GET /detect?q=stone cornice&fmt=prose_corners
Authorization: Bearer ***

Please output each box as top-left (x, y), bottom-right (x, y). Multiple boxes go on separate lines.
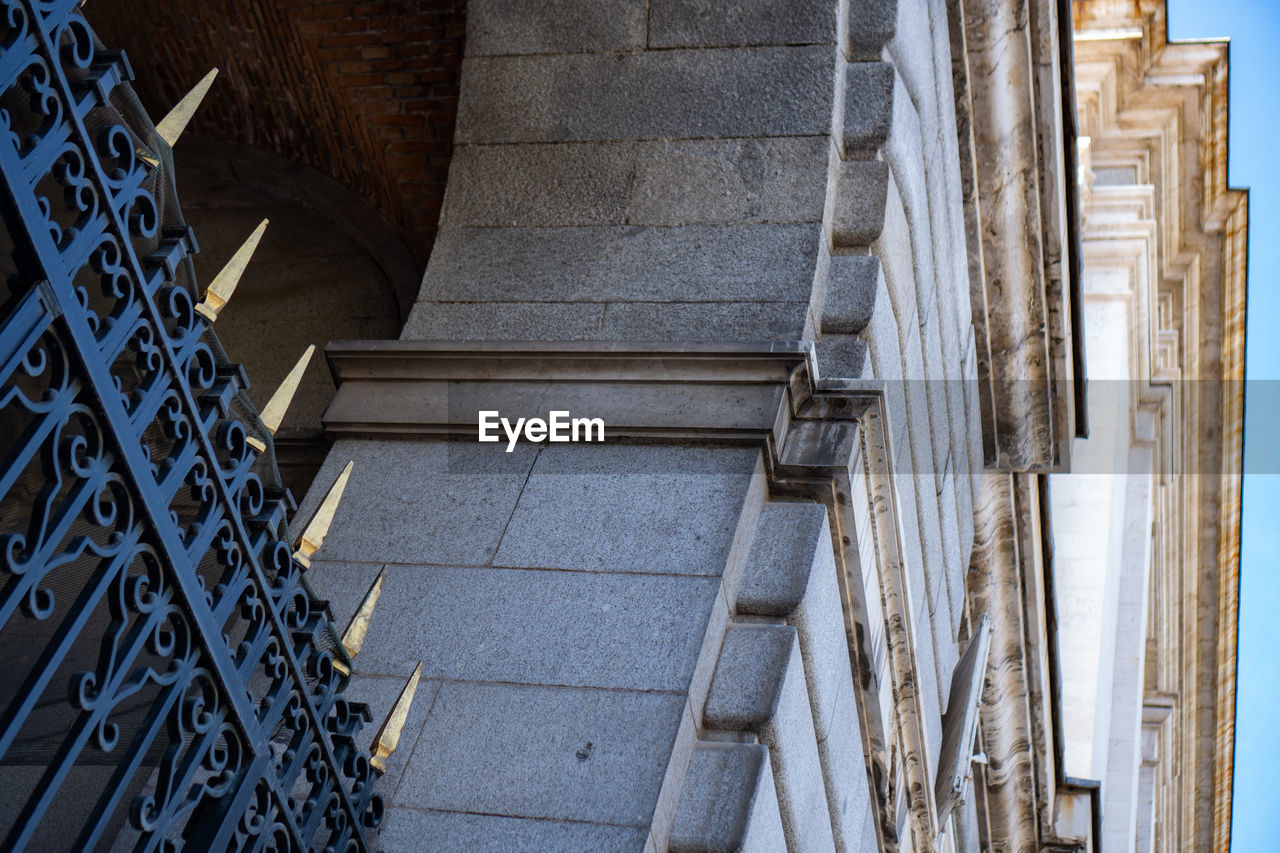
top-left (322, 339), bottom-right (812, 446)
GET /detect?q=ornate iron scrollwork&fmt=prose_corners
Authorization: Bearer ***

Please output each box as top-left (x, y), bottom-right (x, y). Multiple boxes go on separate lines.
top-left (0, 1), bottom-right (383, 848)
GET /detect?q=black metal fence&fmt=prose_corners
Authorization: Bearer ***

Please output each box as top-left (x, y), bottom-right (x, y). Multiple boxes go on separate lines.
top-left (0, 1), bottom-right (383, 848)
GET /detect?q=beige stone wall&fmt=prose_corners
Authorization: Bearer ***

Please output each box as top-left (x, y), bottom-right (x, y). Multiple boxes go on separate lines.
top-left (1059, 3), bottom-right (1247, 850)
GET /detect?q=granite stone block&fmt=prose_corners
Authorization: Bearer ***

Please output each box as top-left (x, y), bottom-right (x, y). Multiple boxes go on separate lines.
top-left (845, 0), bottom-right (899, 59)
top-left (378, 809), bottom-right (647, 852)
top-left (417, 224), bottom-right (823, 304)
top-left (669, 742), bottom-right (786, 853)
top-left (443, 142), bottom-right (636, 226)
top-left (818, 674), bottom-right (877, 853)
top-left (395, 682), bottom-right (684, 826)
top-left (822, 254), bottom-right (884, 334)
top-left (705, 624), bottom-right (837, 852)
top-left (401, 300), bottom-right (606, 341)
top-left (841, 61), bottom-right (896, 154)
top-left (456, 47), bottom-right (835, 143)
top-left (599, 301), bottom-right (810, 342)
top-left (734, 502), bottom-right (831, 616)
top-left (466, 0), bottom-right (647, 55)
top-left (309, 562), bottom-right (722, 691)
top-left (833, 160), bottom-right (891, 247)
top-left (628, 137), bottom-right (828, 226)
top-left (649, 0), bottom-right (838, 48)
top-left (815, 334), bottom-right (870, 379)
top-left (493, 444), bottom-right (761, 576)
top-left (705, 624), bottom-right (795, 728)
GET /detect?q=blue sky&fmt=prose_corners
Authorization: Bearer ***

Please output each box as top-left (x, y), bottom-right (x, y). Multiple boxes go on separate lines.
top-left (1165, 2), bottom-right (1277, 849)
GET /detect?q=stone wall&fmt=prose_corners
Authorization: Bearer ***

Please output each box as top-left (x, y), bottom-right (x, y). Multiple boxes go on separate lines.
top-left (295, 1), bottom-right (1076, 850)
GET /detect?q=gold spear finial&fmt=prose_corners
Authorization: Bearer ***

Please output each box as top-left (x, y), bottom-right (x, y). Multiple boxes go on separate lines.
top-left (195, 219), bottom-right (268, 323)
top-left (342, 565), bottom-right (388, 658)
top-left (370, 662), bottom-right (422, 773)
top-left (333, 565), bottom-right (388, 677)
top-left (156, 68), bottom-right (218, 147)
top-left (293, 460), bottom-right (353, 569)
top-left (246, 344), bottom-right (315, 452)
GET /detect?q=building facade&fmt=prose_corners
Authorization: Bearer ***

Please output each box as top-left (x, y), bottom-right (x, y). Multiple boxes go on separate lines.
top-left (0, 0), bottom-right (1244, 851)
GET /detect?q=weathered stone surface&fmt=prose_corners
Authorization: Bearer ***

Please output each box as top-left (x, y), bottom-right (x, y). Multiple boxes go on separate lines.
top-left (734, 502), bottom-right (831, 616)
top-left (296, 439), bottom-right (538, 567)
top-left (845, 0), bottom-right (899, 59)
top-left (401, 300), bottom-right (606, 341)
top-left (395, 682), bottom-right (683, 826)
top-left (456, 47), bottom-right (835, 143)
top-left (417, 224), bottom-right (823, 304)
top-left (599, 301), bottom-right (810, 342)
top-left (493, 444), bottom-right (762, 576)
top-left (705, 624), bottom-right (837, 852)
top-left (466, 0), bottom-right (647, 55)
top-left (443, 143), bottom-right (636, 227)
top-left (816, 334), bottom-right (871, 379)
top-left (841, 61), bottom-right (897, 154)
top-left (705, 624), bottom-right (794, 727)
top-left (310, 562), bottom-right (721, 691)
top-left (628, 137), bottom-right (829, 225)
top-left (735, 504), bottom-right (854, 746)
top-left (737, 494), bottom-right (885, 845)
top-left (648, 0), bottom-right (837, 48)
top-left (379, 809), bottom-right (647, 853)
top-left (833, 160), bottom-right (891, 247)
top-left (669, 742), bottom-right (787, 853)
top-left (822, 254), bottom-right (884, 334)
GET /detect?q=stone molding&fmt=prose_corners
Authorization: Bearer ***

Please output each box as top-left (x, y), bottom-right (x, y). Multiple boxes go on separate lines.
top-left (1072, 6), bottom-right (1248, 848)
top-left (321, 339), bottom-right (945, 851)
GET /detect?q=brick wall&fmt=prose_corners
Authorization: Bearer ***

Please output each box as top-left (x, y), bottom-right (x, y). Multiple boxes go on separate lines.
top-left (93, 0), bottom-right (466, 266)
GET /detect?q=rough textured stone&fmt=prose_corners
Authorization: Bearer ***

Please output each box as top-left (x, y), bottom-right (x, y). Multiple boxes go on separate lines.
top-left (822, 254), bottom-right (885, 334)
top-left (833, 160), bottom-right (891, 247)
top-left (735, 502), bottom-right (831, 616)
top-left (734, 502), bottom-right (893, 853)
top-left (648, 0), bottom-right (838, 48)
top-left (599, 301), bottom-right (810, 342)
top-left (705, 624), bottom-right (837, 852)
top-left (817, 674), bottom-right (878, 853)
top-left (669, 742), bottom-right (787, 853)
top-left (310, 562), bottom-right (722, 691)
top-left (456, 47), bottom-right (835, 143)
top-left (377, 809), bottom-right (648, 852)
top-left (845, 0), bottom-right (899, 59)
top-left (628, 137), bottom-right (829, 225)
top-left (297, 439), bottom-right (538, 567)
top-left (816, 334), bottom-right (871, 379)
top-left (467, 0), bottom-right (646, 55)
top-left (395, 682), bottom-right (684, 826)
top-left (842, 61), bottom-right (897, 154)
top-left (493, 444), bottom-right (761, 576)
top-left (443, 143), bottom-right (636, 227)
top-left (402, 300), bottom-right (606, 341)
top-left (417, 224), bottom-right (823, 304)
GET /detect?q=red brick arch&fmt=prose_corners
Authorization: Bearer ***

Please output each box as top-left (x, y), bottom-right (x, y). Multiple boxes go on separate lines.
top-left (92, 0), bottom-right (466, 268)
